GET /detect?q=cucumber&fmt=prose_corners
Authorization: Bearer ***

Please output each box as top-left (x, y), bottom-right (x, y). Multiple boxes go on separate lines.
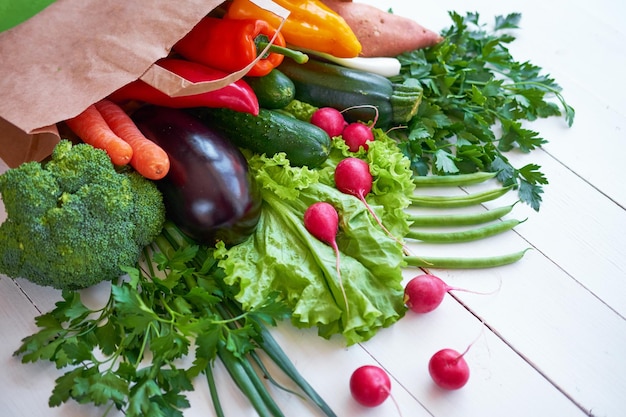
top-left (191, 107), bottom-right (331, 168)
top-left (278, 58), bottom-right (422, 129)
top-left (244, 69), bottom-right (296, 109)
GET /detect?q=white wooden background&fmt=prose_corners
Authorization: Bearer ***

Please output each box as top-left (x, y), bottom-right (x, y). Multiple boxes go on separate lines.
top-left (1, 0), bottom-right (625, 416)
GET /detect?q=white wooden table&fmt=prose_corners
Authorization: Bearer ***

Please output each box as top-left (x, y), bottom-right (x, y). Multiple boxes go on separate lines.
top-left (1, 0), bottom-right (625, 416)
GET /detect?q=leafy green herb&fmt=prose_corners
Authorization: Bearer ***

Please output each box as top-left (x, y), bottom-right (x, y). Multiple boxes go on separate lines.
top-left (14, 222), bottom-right (337, 417)
top-left (389, 12), bottom-right (575, 210)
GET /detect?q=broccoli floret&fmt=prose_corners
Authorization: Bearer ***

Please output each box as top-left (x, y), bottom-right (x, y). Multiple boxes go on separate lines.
top-left (0, 140), bottom-right (165, 290)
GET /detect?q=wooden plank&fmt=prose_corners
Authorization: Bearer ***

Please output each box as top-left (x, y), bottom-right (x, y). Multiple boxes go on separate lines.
top-left (507, 5), bottom-right (626, 207)
top-left (261, 323), bottom-right (435, 417)
top-left (0, 278), bottom-right (111, 416)
top-left (361, 287), bottom-right (589, 417)
top-left (399, 151), bottom-right (626, 416)
top-left (415, 247), bottom-right (626, 417)
top-left (505, 147), bottom-right (626, 317)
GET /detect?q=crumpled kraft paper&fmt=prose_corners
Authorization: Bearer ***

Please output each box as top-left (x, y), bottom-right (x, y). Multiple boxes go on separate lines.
top-left (0, 0), bottom-right (287, 167)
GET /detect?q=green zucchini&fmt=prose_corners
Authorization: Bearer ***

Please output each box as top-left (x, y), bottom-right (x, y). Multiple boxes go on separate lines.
top-left (278, 58), bottom-right (422, 128)
top-left (191, 107), bottom-right (331, 168)
top-left (244, 69), bottom-right (296, 109)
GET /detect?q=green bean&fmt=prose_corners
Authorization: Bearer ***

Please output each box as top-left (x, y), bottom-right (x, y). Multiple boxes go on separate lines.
top-left (413, 171), bottom-right (498, 187)
top-left (404, 248), bottom-right (531, 269)
top-left (407, 202), bottom-right (519, 227)
top-left (406, 218), bottom-right (525, 243)
top-left (409, 186), bottom-right (513, 208)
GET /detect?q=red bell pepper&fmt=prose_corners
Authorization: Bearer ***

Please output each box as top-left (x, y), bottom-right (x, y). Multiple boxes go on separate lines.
top-left (174, 16), bottom-right (306, 77)
top-left (107, 58), bottom-right (259, 115)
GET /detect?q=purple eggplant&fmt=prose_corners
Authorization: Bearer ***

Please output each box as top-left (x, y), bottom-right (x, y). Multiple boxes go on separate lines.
top-left (132, 105), bottom-right (261, 246)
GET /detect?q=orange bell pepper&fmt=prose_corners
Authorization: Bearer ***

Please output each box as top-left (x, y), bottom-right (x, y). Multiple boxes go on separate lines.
top-left (225, 0), bottom-right (362, 58)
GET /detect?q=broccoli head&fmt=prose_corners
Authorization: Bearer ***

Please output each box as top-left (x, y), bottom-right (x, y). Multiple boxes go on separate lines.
top-left (0, 140), bottom-right (165, 290)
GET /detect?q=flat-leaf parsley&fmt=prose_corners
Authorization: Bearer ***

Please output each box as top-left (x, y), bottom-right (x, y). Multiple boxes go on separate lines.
top-left (390, 12), bottom-right (575, 210)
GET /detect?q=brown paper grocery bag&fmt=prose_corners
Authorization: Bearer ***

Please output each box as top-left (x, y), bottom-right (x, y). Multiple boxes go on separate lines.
top-left (0, 120), bottom-right (59, 167)
top-left (0, 0), bottom-right (289, 167)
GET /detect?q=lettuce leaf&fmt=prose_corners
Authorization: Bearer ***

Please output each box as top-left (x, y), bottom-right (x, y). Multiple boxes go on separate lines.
top-left (216, 131), bottom-right (415, 345)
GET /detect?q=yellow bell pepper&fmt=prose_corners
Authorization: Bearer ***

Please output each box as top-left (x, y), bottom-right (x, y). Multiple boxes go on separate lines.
top-left (225, 0), bottom-right (362, 58)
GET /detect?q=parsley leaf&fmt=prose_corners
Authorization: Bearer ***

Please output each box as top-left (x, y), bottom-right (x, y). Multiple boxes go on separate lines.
top-left (390, 11), bottom-right (575, 210)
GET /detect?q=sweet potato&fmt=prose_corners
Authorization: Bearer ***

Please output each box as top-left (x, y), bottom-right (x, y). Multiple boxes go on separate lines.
top-left (322, 0), bottom-right (442, 57)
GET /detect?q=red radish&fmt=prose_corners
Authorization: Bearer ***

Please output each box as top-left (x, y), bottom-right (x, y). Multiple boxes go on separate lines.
top-left (310, 107), bottom-right (347, 137)
top-left (334, 157), bottom-right (408, 252)
top-left (349, 365), bottom-right (391, 407)
top-left (404, 274), bottom-right (449, 313)
top-left (334, 157), bottom-right (373, 198)
top-left (342, 121), bottom-right (375, 152)
top-left (303, 202), bottom-right (349, 315)
top-left (428, 348), bottom-right (471, 390)
top-left (404, 274), bottom-right (502, 314)
top-left (339, 104), bottom-right (378, 152)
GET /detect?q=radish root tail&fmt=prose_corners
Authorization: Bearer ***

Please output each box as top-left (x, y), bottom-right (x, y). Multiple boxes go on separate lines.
top-left (359, 194), bottom-right (413, 256)
top-left (332, 243), bottom-right (350, 319)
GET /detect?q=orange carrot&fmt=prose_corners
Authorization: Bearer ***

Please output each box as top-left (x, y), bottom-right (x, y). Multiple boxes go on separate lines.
top-left (94, 99), bottom-right (170, 180)
top-left (65, 105), bottom-right (133, 166)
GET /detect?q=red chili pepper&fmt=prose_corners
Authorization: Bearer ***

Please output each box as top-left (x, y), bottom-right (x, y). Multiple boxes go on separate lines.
top-left (107, 58), bottom-right (260, 115)
top-left (174, 17), bottom-right (302, 77)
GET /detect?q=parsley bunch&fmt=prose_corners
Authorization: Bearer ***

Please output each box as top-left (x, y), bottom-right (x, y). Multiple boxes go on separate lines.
top-left (14, 221), bottom-right (336, 417)
top-left (390, 12), bottom-right (575, 210)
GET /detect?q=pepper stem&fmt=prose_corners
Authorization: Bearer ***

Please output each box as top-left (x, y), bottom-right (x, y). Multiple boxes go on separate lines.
top-left (255, 35), bottom-right (309, 64)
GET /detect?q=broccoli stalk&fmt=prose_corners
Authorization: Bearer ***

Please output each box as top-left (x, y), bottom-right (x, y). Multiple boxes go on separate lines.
top-left (0, 140), bottom-right (165, 290)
